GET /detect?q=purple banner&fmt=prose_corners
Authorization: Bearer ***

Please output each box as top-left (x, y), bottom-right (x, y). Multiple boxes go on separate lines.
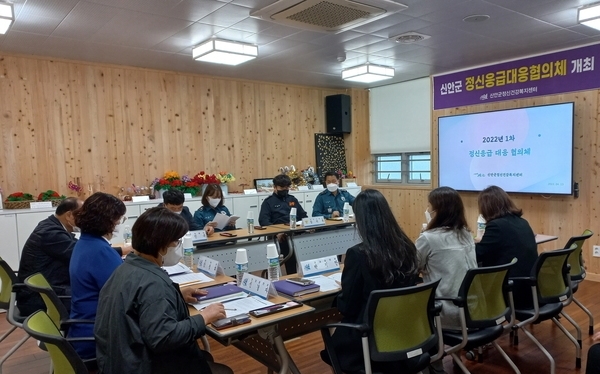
top-left (433, 43), bottom-right (600, 110)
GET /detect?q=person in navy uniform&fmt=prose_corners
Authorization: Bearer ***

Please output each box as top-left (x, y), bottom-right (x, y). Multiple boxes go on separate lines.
top-left (193, 184), bottom-right (236, 236)
top-left (312, 171), bottom-right (355, 218)
top-left (259, 174), bottom-right (308, 274)
top-left (158, 188), bottom-right (201, 231)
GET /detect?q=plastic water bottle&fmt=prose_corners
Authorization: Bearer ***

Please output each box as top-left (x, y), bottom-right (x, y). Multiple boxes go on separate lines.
top-left (183, 232), bottom-right (194, 268)
top-left (342, 202), bottom-right (350, 222)
top-left (235, 248), bottom-right (249, 286)
top-left (477, 215), bottom-right (486, 239)
top-left (266, 244), bottom-right (280, 282)
top-left (247, 211), bottom-right (255, 234)
top-left (122, 225), bottom-right (132, 244)
top-left (289, 207), bottom-right (297, 229)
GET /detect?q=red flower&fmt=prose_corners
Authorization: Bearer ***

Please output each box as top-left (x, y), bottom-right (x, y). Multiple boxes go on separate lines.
top-left (171, 180), bottom-right (182, 187)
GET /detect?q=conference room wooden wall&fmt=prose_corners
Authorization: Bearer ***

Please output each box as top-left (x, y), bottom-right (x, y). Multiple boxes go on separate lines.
top-left (0, 53), bottom-right (368, 198)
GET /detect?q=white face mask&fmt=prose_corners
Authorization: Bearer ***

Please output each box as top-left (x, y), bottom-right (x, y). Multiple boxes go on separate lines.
top-left (208, 197), bottom-right (221, 208)
top-left (174, 210), bottom-right (182, 215)
top-left (161, 244), bottom-right (182, 267)
top-left (425, 210), bottom-right (432, 224)
top-left (327, 183), bottom-right (339, 193)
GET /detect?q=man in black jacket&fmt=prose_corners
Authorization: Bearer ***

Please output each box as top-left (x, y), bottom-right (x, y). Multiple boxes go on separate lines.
top-left (159, 188), bottom-right (202, 231)
top-left (17, 197), bottom-right (82, 316)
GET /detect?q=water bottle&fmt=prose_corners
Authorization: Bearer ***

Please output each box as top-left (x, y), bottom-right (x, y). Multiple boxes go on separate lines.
top-left (342, 202), bottom-right (350, 222)
top-left (289, 207), bottom-right (297, 229)
top-left (122, 225), bottom-right (132, 244)
top-left (183, 232), bottom-right (194, 268)
top-left (477, 215), bottom-right (486, 239)
top-left (235, 248), bottom-right (249, 286)
top-left (266, 244), bottom-right (280, 282)
top-left (247, 211), bottom-right (255, 234)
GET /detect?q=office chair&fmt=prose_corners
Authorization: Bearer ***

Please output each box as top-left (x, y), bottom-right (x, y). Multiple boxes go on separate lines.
top-left (564, 229), bottom-right (594, 335)
top-left (321, 280), bottom-right (444, 374)
top-left (0, 257), bottom-right (30, 374)
top-left (440, 260), bottom-right (520, 374)
top-left (510, 246), bottom-right (580, 374)
top-left (23, 310), bottom-right (93, 374)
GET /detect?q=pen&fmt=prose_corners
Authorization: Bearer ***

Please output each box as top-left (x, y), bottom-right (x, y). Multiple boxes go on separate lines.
top-left (224, 308), bottom-right (237, 311)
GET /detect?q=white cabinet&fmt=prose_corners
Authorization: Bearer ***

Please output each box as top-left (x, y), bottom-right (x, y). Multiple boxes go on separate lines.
top-left (17, 211), bottom-right (54, 260)
top-left (0, 213), bottom-right (19, 270)
top-left (303, 191), bottom-right (320, 216)
top-left (232, 196), bottom-right (260, 220)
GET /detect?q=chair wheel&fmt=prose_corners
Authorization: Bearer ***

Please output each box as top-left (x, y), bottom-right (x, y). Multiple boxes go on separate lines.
top-left (465, 351), bottom-right (476, 361)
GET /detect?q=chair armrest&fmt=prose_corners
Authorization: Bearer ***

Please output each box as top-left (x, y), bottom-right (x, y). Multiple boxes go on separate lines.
top-left (431, 301), bottom-right (443, 315)
top-left (66, 337), bottom-right (95, 343)
top-left (509, 276), bottom-right (535, 287)
top-left (11, 283), bottom-right (28, 291)
top-left (436, 296), bottom-right (464, 307)
top-left (322, 322), bottom-right (369, 335)
top-left (61, 319), bottom-right (95, 326)
top-left (57, 295), bottom-right (71, 300)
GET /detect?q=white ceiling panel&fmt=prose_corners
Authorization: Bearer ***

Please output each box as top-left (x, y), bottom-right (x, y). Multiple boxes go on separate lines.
top-left (1, 0), bottom-right (600, 88)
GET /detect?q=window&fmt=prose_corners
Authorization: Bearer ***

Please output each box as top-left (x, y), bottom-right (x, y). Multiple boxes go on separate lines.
top-left (374, 153), bottom-right (431, 184)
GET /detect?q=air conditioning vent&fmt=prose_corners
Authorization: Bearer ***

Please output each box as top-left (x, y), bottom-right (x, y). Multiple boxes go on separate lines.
top-left (251, 0), bottom-right (408, 33)
top-left (391, 31), bottom-right (431, 44)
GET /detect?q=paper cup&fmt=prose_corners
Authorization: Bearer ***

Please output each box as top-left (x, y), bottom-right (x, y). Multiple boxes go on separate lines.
top-left (290, 207), bottom-right (297, 216)
top-left (266, 244), bottom-right (278, 259)
top-left (247, 211), bottom-right (254, 219)
top-left (183, 232), bottom-right (193, 249)
top-left (235, 248), bottom-right (248, 264)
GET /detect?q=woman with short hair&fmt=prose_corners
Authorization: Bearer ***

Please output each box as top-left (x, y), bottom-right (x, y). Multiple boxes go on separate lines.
top-left (95, 207), bottom-right (232, 374)
top-left (68, 192), bottom-right (126, 359)
top-left (193, 184), bottom-right (236, 236)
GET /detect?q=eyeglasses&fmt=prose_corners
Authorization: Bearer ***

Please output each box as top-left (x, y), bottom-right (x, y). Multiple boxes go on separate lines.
top-left (176, 238), bottom-right (183, 247)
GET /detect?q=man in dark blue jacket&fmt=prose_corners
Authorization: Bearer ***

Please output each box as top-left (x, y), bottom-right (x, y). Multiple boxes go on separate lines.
top-left (17, 197), bottom-right (82, 316)
top-left (158, 188), bottom-right (202, 231)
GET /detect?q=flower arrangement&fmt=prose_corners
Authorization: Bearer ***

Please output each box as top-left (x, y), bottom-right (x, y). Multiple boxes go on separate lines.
top-left (337, 169), bottom-right (355, 179)
top-left (216, 171), bottom-right (236, 184)
top-left (152, 171), bottom-right (201, 196)
top-left (7, 192), bottom-right (34, 201)
top-left (38, 190), bottom-right (66, 201)
top-left (192, 171), bottom-right (219, 185)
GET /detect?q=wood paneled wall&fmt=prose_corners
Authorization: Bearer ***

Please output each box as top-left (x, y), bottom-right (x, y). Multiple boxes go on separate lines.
top-left (0, 54), bottom-right (367, 196)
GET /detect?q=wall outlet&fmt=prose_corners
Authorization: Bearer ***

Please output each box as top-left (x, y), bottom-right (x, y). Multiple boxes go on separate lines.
top-left (594, 246), bottom-right (600, 258)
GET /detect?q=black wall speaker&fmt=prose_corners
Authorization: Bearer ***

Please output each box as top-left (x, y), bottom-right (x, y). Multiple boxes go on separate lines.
top-left (326, 94), bottom-right (351, 134)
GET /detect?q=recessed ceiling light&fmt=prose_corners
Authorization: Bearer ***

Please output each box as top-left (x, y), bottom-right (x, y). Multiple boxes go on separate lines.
top-left (463, 14), bottom-right (490, 23)
top-left (390, 31), bottom-right (431, 44)
top-left (341, 63), bottom-right (394, 83)
top-left (192, 39), bottom-right (258, 66)
top-left (578, 3), bottom-right (600, 31)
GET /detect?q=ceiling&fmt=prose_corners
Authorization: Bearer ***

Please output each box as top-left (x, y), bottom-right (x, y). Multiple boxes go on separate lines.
top-left (1, 0), bottom-right (600, 89)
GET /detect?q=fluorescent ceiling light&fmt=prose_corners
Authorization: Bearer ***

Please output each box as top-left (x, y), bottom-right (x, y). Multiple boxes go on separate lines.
top-left (192, 39), bottom-right (258, 66)
top-left (578, 3), bottom-right (600, 31)
top-left (0, 2), bottom-right (13, 35)
top-left (342, 63), bottom-right (394, 83)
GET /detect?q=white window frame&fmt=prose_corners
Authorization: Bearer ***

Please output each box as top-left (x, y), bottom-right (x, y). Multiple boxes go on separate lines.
top-left (374, 152), bottom-right (431, 184)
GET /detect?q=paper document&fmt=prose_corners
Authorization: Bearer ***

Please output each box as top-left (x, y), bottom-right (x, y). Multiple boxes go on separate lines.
top-left (306, 275), bottom-right (341, 292)
top-left (163, 263), bottom-right (192, 276)
top-left (210, 213), bottom-right (240, 230)
top-left (327, 272), bottom-right (342, 283)
top-left (170, 272), bottom-right (213, 285)
top-left (221, 296), bottom-right (273, 318)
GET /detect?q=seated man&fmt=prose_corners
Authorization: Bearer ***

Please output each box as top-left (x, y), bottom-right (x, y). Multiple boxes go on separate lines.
top-left (312, 171), bottom-right (355, 218)
top-left (158, 188), bottom-right (202, 231)
top-left (17, 197), bottom-right (83, 316)
top-left (259, 174), bottom-right (308, 274)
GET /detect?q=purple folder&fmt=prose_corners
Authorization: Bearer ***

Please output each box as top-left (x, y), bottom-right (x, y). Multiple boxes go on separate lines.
top-left (195, 284), bottom-right (246, 304)
top-left (273, 280), bottom-right (320, 297)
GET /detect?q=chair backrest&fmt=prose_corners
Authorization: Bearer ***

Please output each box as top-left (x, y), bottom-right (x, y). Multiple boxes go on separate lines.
top-left (24, 273), bottom-right (69, 327)
top-left (532, 246), bottom-right (575, 304)
top-left (365, 279), bottom-right (440, 362)
top-left (458, 260), bottom-right (516, 329)
top-left (564, 229), bottom-right (593, 281)
top-left (0, 257), bottom-right (18, 309)
top-left (23, 310), bottom-right (89, 374)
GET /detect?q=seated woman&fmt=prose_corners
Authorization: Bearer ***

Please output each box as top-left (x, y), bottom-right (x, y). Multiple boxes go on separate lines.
top-left (417, 187), bottom-right (477, 331)
top-left (68, 192), bottom-right (126, 359)
top-left (193, 184), bottom-right (236, 236)
top-left (321, 189), bottom-right (419, 373)
top-left (95, 207), bottom-right (233, 374)
top-left (475, 185), bottom-right (537, 307)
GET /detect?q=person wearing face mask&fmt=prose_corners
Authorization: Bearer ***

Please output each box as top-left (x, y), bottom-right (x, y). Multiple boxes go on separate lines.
top-left (158, 188), bottom-right (201, 231)
top-left (259, 174), bottom-right (308, 274)
top-left (95, 207), bottom-right (233, 374)
top-left (68, 192), bottom-right (127, 360)
top-left (312, 171), bottom-right (355, 218)
top-left (16, 197), bottom-right (83, 316)
top-left (193, 184), bottom-right (236, 236)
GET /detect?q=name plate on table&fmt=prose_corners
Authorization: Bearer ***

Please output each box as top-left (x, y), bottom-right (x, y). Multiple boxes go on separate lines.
top-left (244, 189), bottom-right (258, 195)
top-left (298, 185), bottom-right (310, 191)
top-left (312, 185), bottom-right (324, 191)
top-left (302, 217), bottom-right (326, 227)
top-left (30, 201), bottom-right (52, 209)
top-left (184, 193), bottom-right (193, 199)
top-left (197, 255), bottom-right (223, 276)
top-left (300, 256), bottom-right (340, 277)
top-left (131, 195), bottom-right (150, 202)
top-left (190, 230), bottom-right (208, 243)
top-left (239, 273), bottom-right (277, 299)
top-left (346, 182), bottom-right (357, 187)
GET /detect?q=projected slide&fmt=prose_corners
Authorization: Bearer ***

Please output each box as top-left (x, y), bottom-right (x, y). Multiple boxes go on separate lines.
top-left (438, 103), bottom-right (573, 194)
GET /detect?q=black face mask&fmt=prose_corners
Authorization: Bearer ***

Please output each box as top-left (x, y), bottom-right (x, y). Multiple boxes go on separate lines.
top-left (276, 190), bottom-right (288, 198)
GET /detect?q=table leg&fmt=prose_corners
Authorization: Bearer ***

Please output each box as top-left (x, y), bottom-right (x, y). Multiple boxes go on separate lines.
top-left (258, 325), bottom-right (301, 374)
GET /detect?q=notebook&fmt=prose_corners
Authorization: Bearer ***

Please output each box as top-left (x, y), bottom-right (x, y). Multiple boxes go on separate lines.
top-left (273, 280), bottom-right (320, 297)
top-left (195, 284), bottom-right (247, 305)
